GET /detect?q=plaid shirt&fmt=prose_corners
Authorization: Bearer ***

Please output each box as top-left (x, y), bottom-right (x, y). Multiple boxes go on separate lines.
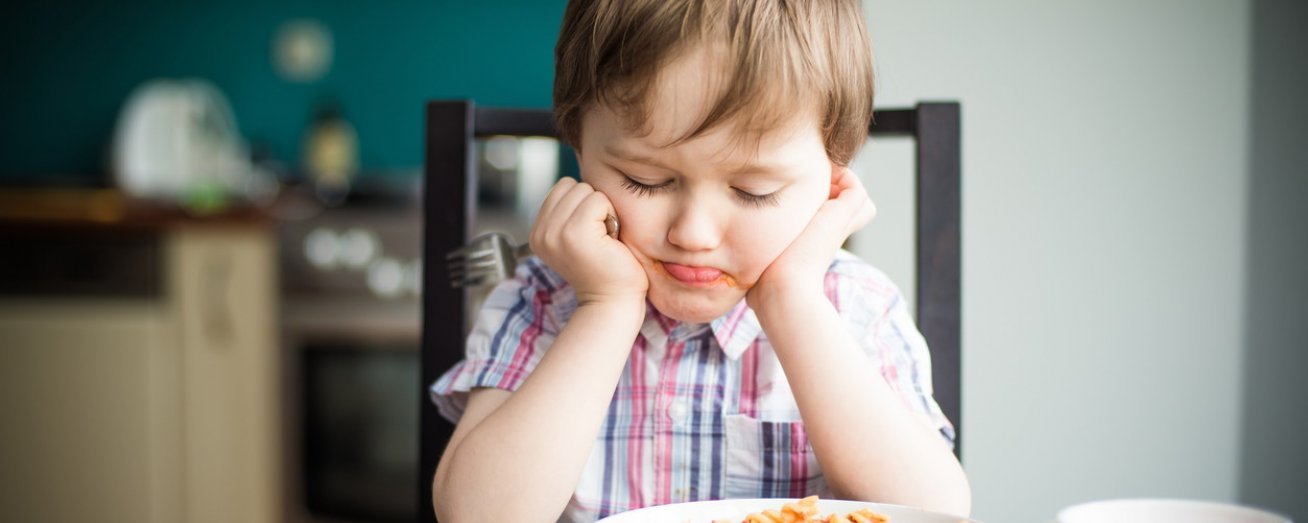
top-left (431, 250), bottom-right (954, 522)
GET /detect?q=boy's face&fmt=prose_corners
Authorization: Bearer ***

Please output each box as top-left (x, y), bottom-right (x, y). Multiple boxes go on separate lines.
top-left (577, 48), bottom-right (833, 323)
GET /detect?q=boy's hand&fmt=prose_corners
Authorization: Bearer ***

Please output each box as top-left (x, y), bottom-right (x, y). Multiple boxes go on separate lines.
top-left (747, 164), bottom-right (876, 310)
top-left (531, 178), bottom-right (648, 308)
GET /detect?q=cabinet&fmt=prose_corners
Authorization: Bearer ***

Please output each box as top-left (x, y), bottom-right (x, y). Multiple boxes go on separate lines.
top-left (0, 217), bottom-right (280, 523)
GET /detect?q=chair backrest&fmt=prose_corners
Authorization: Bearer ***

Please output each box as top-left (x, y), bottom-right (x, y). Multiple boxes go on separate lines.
top-left (419, 100), bottom-right (960, 522)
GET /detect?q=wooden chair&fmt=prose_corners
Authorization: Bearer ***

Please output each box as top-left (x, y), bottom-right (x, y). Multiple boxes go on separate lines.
top-left (418, 100), bottom-right (961, 522)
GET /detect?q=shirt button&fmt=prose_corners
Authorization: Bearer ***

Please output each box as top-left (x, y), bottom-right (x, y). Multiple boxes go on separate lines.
top-left (668, 399), bottom-right (689, 422)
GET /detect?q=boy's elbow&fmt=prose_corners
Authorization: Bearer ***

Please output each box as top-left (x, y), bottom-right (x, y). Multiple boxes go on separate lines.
top-left (432, 469), bottom-right (449, 521)
top-left (831, 474), bottom-right (972, 518)
top-left (913, 472), bottom-right (972, 518)
top-left (433, 493), bottom-right (565, 523)
top-left (945, 465), bottom-right (973, 516)
top-left (432, 480), bottom-right (473, 523)
top-left (923, 473), bottom-right (973, 518)
top-left (432, 470), bottom-right (565, 523)
top-left (432, 458), bottom-right (461, 521)
top-left (940, 487), bottom-right (972, 518)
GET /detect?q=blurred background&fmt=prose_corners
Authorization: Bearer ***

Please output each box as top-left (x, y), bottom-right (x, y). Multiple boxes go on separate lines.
top-left (0, 1), bottom-right (1303, 523)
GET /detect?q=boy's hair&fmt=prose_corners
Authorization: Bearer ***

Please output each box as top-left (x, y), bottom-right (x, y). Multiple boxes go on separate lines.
top-left (553, 0), bottom-right (875, 165)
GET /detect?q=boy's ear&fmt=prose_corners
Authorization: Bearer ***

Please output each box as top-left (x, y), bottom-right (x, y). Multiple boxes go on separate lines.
top-left (828, 162), bottom-right (841, 199)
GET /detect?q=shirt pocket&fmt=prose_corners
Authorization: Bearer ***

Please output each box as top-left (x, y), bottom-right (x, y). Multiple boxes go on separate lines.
top-left (723, 413), bottom-right (828, 499)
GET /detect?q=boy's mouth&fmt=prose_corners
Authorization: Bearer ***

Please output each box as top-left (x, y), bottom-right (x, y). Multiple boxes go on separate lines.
top-left (658, 261), bottom-right (738, 288)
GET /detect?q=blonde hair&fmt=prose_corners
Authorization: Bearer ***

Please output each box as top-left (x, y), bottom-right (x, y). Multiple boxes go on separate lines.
top-left (553, 0), bottom-right (875, 165)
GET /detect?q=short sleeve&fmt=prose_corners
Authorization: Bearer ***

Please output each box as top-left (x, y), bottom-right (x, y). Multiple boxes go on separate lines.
top-left (429, 258), bottom-right (563, 423)
top-left (827, 251), bottom-right (956, 446)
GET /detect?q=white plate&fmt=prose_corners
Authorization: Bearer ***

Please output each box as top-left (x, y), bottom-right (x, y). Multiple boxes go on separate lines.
top-left (597, 498), bottom-right (979, 523)
top-left (1057, 498), bottom-right (1290, 523)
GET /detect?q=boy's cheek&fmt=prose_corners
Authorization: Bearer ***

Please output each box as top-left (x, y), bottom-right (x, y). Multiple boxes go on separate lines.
top-left (606, 197), bottom-right (669, 257)
top-left (735, 213), bottom-right (808, 269)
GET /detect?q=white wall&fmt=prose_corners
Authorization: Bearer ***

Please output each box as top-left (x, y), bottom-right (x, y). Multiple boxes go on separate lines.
top-left (850, 2), bottom-right (1254, 522)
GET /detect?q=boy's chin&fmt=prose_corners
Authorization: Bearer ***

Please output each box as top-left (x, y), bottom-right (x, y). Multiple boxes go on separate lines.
top-left (648, 285), bottom-right (744, 324)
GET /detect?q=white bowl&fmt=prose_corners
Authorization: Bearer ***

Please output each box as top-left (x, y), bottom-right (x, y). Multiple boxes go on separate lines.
top-left (597, 498), bottom-right (979, 523)
top-left (1057, 498), bottom-right (1290, 523)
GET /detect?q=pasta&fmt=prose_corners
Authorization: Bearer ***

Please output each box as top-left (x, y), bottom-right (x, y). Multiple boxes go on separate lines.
top-left (712, 496), bottom-right (889, 523)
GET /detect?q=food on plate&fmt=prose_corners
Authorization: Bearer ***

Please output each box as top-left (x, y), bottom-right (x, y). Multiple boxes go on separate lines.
top-left (711, 496), bottom-right (889, 523)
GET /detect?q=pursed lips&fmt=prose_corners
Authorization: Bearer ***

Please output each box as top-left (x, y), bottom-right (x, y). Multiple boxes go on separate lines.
top-left (663, 262), bottom-right (722, 282)
top-left (657, 261), bottom-right (742, 288)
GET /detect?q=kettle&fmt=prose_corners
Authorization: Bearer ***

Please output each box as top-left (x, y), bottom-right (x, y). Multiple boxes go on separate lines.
top-left (111, 78), bottom-right (274, 205)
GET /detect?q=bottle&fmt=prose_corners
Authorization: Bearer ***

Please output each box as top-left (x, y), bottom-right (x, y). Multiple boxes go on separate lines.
top-left (302, 100), bottom-right (358, 205)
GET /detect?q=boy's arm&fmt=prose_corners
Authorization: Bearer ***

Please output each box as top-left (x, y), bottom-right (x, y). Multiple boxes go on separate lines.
top-left (748, 166), bottom-right (970, 515)
top-left (435, 178), bottom-right (648, 521)
top-left (433, 299), bottom-right (643, 522)
top-left (751, 290), bottom-right (971, 516)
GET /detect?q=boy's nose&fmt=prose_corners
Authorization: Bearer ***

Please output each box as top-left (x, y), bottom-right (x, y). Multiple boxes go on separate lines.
top-left (666, 202), bottom-right (723, 252)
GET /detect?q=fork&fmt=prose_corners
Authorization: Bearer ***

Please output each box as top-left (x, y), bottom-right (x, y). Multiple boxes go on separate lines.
top-left (445, 232), bottom-right (530, 288)
top-left (446, 214), bottom-right (619, 288)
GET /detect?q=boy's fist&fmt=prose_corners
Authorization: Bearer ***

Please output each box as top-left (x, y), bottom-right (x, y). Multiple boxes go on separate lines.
top-left (530, 178), bottom-right (648, 307)
top-left (748, 164), bottom-right (876, 308)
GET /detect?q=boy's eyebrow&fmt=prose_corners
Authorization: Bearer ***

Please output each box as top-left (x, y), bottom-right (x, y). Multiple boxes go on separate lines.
top-left (603, 145), bottom-right (674, 170)
top-left (603, 144), bottom-right (793, 177)
top-left (724, 161), bottom-right (791, 177)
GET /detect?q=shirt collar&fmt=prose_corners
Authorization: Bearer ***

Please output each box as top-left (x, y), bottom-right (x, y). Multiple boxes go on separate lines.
top-left (638, 299), bottom-right (761, 361)
top-left (710, 299), bottom-right (761, 360)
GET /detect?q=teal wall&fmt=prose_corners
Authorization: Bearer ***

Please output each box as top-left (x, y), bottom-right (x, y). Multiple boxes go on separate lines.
top-left (0, 0), bottom-right (567, 184)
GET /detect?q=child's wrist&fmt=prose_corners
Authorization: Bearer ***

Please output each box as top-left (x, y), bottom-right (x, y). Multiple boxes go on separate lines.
top-left (747, 282), bottom-right (827, 317)
top-left (574, 294), bottom-right (646, 321)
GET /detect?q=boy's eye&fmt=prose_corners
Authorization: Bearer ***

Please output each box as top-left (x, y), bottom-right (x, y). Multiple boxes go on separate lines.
top-left (619, 175), bottom-right (673, 197)
top-left (617, 171), bottom-right (781, 208)
top-left (733, 188), bottom-right (780, 208)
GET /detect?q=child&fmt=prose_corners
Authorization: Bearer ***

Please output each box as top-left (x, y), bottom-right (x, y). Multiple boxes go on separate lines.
top-left (431, 0), bottom-right (971, 520)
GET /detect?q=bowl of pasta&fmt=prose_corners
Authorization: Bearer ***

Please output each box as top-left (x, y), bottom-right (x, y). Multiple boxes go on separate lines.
top-left (596, 496), bottom-right (979, 523)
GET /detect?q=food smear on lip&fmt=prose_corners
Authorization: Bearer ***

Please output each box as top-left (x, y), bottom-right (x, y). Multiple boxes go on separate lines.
top-left (658, 261), bottom-right (743, 288)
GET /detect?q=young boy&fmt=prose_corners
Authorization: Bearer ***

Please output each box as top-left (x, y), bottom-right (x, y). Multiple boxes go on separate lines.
top-left (431, 0), bottom-right (971, 520)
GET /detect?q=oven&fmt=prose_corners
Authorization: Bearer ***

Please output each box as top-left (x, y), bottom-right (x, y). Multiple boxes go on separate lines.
top-left (278, 136), bottom-right (559, 522)
top-left (279, 185), bottom-right (423, 523)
